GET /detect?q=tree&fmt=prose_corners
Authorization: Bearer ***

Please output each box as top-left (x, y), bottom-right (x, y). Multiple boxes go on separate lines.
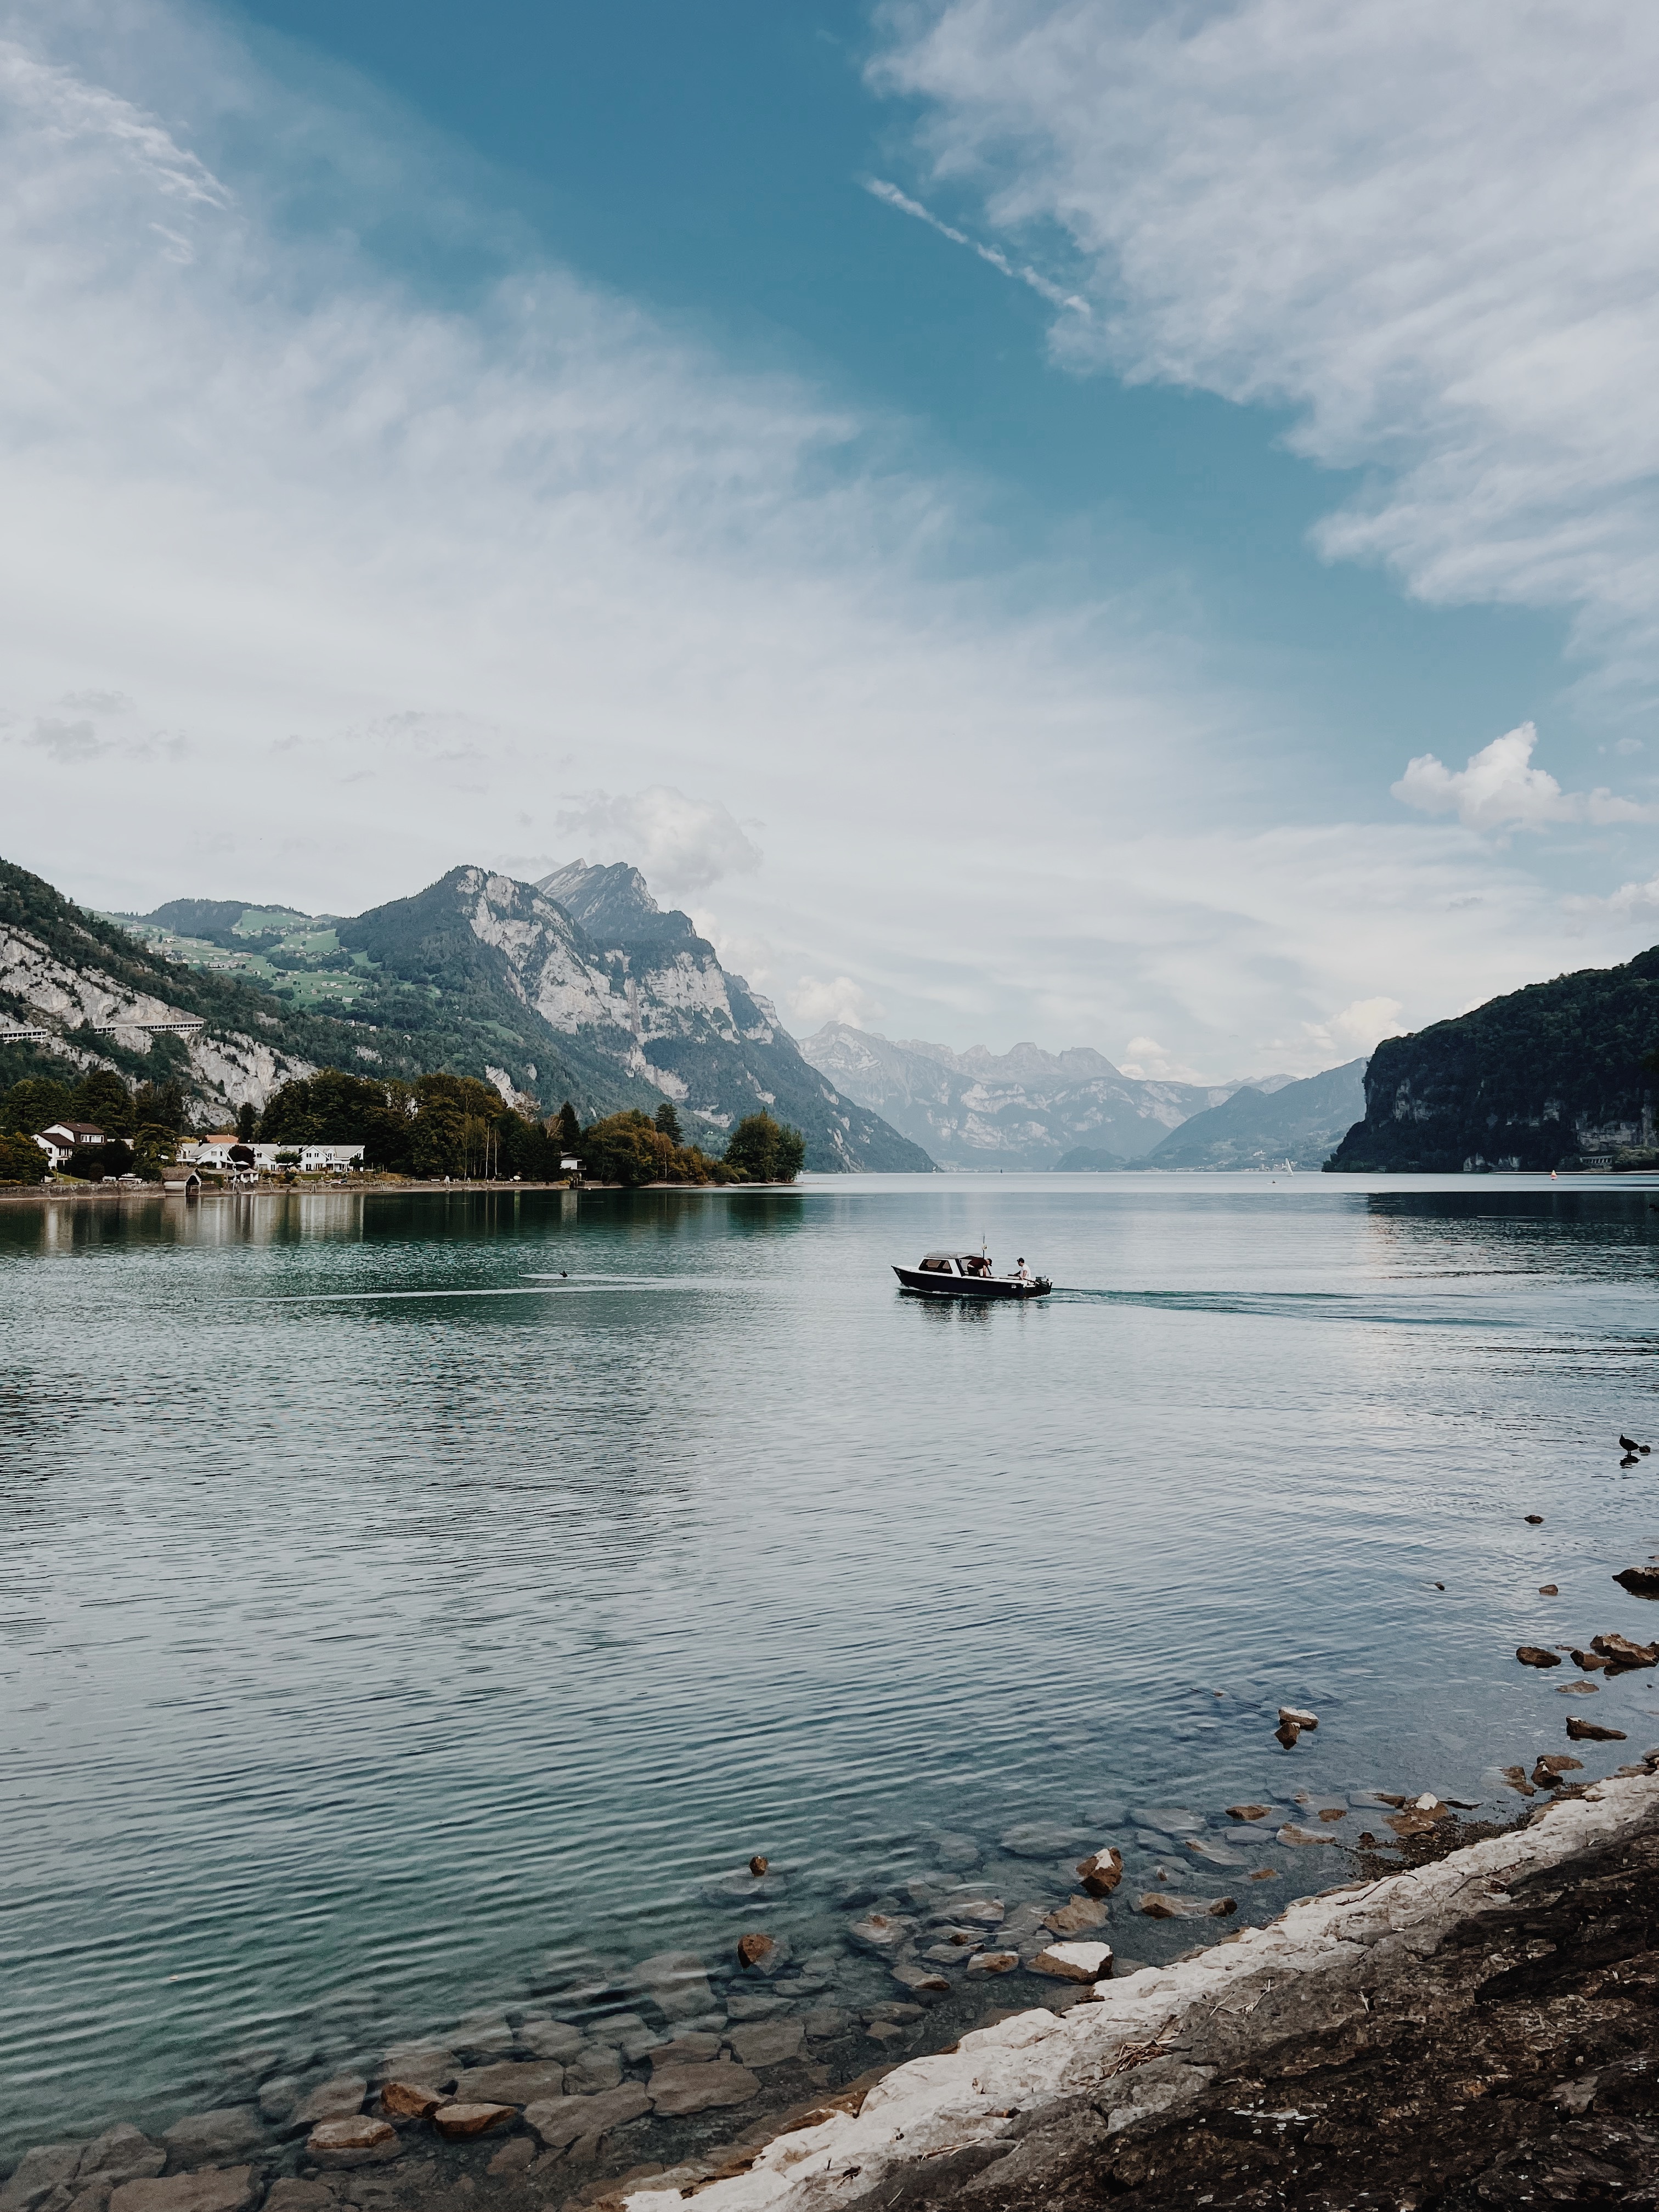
top-left (556, 1100), bottom-right (582, 1154)
top-left (76, 1069), bottom-right (134, 1135)
top-left (0, 1076), bottom-right (74, 1135)
top-left (133, 1079), bottom-right (187, 1134)
top-left (724, 1112), bottom-right (806, 1183)
top-left (580, 1110), bottom-right (662, 1187)
top-left (0, 1131), bottom-right (47, 1184)
top-left (236, 1101), bottom-right (256, 1142)
top-left (653, 1099), bottom-right (682, 1142)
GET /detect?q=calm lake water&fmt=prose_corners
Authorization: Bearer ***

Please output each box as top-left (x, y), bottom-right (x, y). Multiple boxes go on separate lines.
top-left (4, 1173), bottom-right (1659, 2155)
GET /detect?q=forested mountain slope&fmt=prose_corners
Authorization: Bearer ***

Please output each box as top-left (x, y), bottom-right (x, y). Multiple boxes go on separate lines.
top-left (1327, 950), bottom-right (1659, 1172)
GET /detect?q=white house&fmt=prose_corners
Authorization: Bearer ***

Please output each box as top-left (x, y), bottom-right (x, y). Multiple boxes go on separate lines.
top-left (35, 1121), bottom-right (106, 1166)
top-left (178, 1138), bottom-right (365, 1173)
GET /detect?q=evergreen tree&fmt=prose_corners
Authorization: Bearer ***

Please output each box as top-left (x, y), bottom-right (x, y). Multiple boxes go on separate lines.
top-left (653, 1099), bottom-right (682, 1141)
top-left (556, 1100), bottom-right (581, 1154)
top-left (236, 1101), bottom-right (256, 1142)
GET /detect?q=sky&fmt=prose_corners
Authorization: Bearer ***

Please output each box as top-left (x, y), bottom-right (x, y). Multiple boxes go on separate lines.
top-left (4, 0), bottom-right (1659, 1079)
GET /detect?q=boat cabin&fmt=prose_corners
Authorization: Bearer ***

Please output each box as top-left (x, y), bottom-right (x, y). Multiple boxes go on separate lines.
top-left (915, 1251), bottom-right (994, 1279)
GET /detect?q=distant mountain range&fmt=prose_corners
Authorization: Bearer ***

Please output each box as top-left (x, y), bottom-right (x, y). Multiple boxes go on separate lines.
top-left (0, 856), bottom-right (930, 1172)
top-left (1328, 949), bottom-right (1659, 1172)
top-left (1119, 1059), bottom-right (1368, 1171)
top-left (798, 1023), bottom-right (1306, 1170)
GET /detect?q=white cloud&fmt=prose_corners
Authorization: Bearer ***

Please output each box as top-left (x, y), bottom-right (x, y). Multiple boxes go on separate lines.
top-left (1301, 996), bottom-right (1406, 1059)
top-left (874, 0), bottom-right (1659, 681)
top-left (554, 787), bottom-right (762, 899)
top-left (1391, 723), bottom-right (1654, 833)
top-left (862, 176), bottom-right (1090, 314)
top-left (1118, 1036), bottom-right (1206, 1084)
top-left (788, 974), bottom-right (886, 1033)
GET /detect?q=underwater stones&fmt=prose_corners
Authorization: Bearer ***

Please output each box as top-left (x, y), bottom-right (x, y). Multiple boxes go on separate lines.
top-left (723, 1990), bottom-right (788, 2022)
top-left (1226, 1805), bottom-right (1272, 1823)
top-left (647, 2063), bottom-right (760, 2118)
top-left (303, 2119), bottom-right (400, 2171)
top-left (453, 2063), bottom-right (567, 2106)
top-left (801, 2007), bottom-right (853, 2040)
top-left (486, 2140), bottom-right (536, 2180)
top-left (651, 2035), bottom-right (723, 2067)
top-left (1566, 1718), bottom-right (1627, 1741)
top-left (865, 2022), bottom-right (904, 2045)
top-left (523, 2087), bottom-right (650, 2150)
top-left (1138, 1893), bottom-right (1237, 1920)
top-left (1031, 1941), bottom-right (1113, 1984)
top-left (2, 2149), bottom-right (86, 2212)
top-left (377, 2045), bottom-right (458, 2091)
top-left (292, 2077), bottom-right (366, 2126)
top-left (868, 2002), bottom-right (925, 2023)
top-left (75, 2136), bottom-right (163, 2190)
top-left (379, 2084), bottom-right (443, 2120)
top-left (1500, 1766), bottom-right (1538, 1797)
top-left (735, 1932), bottom-right (787, 1976)
top-left (1613, 1565), bottom-right (1659, 1597)
top-left (563, 2045), bottom-right (622, 2096)
top-left (1278, 1824), bottom-right (1338, 1846)
top-left (933, 1833), bottom-right (981, 1870)
top-left (845, 1912), bottom-right (913, 1957)
top-left (516, 2020), bottom-right (582, 2062)
top-left (431, 2103), bottom-right (514, 2142)
top-left (1517, 1646), bottom-right (1562, 1668)
top-left (255, 2081), bottom-right (300, 2126)
top-left (940, 1897), bottom-right (1004, 1927)
top-left (1043, 1893), bottom-right (1109, 1936)
top-left (965, 1951), bottom-right (1020, 1976)
top-left (999, 1822), bottom-right (1087, 1858)
top-left (263, 2185), bottom-right (332, 2212)
top-left (630, 1951), bottom-right (715, 2023)
top-left (1075, 1847), bottom-right (1124, 1897)
top-left (725, 2018), bottom-right (804, 2069)
top-left (701, 1871), bottom-right (789, 1906)
top-left (1184, 1838), bottom-right (1244, 1867)
top-left (1132, 1809), bottom-right (1202, 1836)
top-left (890, 1963), bottom-right (950, 1997)
top-left (160, 2110), bottom-right (264, 2164)
top-left (110, 2177), bottom-right (256, 2212)
top-left (451, 2016), bottom-right (515, 2058)
top-left (1558, 1680), bottom-right (1602, 1695)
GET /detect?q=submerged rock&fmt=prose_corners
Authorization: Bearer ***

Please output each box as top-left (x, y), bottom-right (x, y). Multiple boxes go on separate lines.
top-left (73, 2135), bottom-right (162, 2190)
top-left (453, 2061), bottom-right (567, 2105)
top-left (648, 2062), bottom-right (760, 2118)
top-left (890, 1962), bottom-right (950, 1996)
top-left (845, 1912), bottom-right (914, 1957)
top-left (1499, 1765), bottom-right (1538, 1797)
top-left (933, 1832), bottom-right (981, 1870)
top-left (450, 2016), bottom-right (515, 2057)
top-left (377, 2044), bottom-right (459, 2089)
top-left (379, 2083), bottom-right (443, 2120)
top-left (802, 2006), bottom-right (853, 2039)
top-left (292, 2077), bottom-right (365, 2127)
top-left (630, 1951), bottom-right (716, 2023)
top-left (1516, 1646), bottom-right (1562, 1668)
top-left (724, 1989), bottom-right (787, 2022)
top-left (1044, 1893), bottom-right (1110, 1934)
top-left (523, 2086), bottom-right (650, 2149)
top-left (1225, 1804), bottom-right (1272, 1823)
top-left (1185, 1837), bottom-right (1244, 1867)
top-left (516, 2019), bottom-right (583, 2062)
top-left (1138, 1892), bottom-right (1236, 1920)
top-left (109, 2176), bottom-right (255, 2212)
top-left (725, 2018), bottom-right (804, 2069)
top-left (486, 2140), bottom-right (535, 2179)
top-left (735, 1932), bottom-right (787, 1977)
top-left (160, 2110), bottom-right (264, 2164)
top-left (965, 1951), bottom-right (1020, 1976)
top-left (1278, 1823), bottom-right (1337, 1846)
top-left (563, 2044), bottom-right (623, 2095)
top-left (303, 2119), bottom-right (399, 2171)
top-left (2, 2148), bottom-right (86, 2212)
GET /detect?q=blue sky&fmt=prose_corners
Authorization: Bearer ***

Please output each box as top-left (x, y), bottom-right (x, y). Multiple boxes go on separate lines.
top-left (5, 0), bottom-right (1659, 1075)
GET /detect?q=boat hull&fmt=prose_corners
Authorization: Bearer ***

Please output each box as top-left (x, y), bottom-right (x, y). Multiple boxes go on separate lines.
top-left (893, 1267), bottom-right (1051, 1300)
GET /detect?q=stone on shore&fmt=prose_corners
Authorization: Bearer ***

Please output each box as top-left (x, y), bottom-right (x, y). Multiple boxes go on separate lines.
top-left (1043, 1892), bottom-right (1109, 1934)
top-left (74, 2136), bottom-right (163, 2191)
top-left (630, 1951), bottom-right (716, 2023)
top-left (303, 2119), bottom-right (400, 2171)
top-left (2, 2148), bottom-right (86, 2212)
top-left (516, 2020), bottom-right (583, 2062)
top-left (431, 2103), bottom-right (515, 2142)
top-left (735, 1932), bottom-right (787, 1976)
top-left (1031, 1941), bottom-right (1113, 1983)
top-left (522, 2087), bottom-right (651, 2151)
top-left (647, 2063), bottom-right (760, 2118)
top-left (1613, 1565), bottom-right (1659, 1598)
top-left (563, 2045), bottom-right (623, 2095)
top-left (453, 2061), bottom-right (567, 2104)
top-left (1516, 1646), bottom-right (1562, 1668)
top-left (725, 2018), bottom-right (805, 2069)
top-left (1074, 1847), bottom-right (1124, 1897)
top-left (1592, 1632), bottom-right (1658, 1668)
top-left (292, 2076), bottom-right (366, 2126)
top-left (109, 2174), bottom-right (256, 2212)
top-left (1225, 1805), bottom-right (1271, 1823)
top-left (1566, 1717), bottom-right (1627, 1741)
top-left (160, 2110), bottom-right (264, 2164)
top-left (965, 1951), bottom-right (1019, 1976)
top-left (1138, 1892), bottom-right (1236, 1919)
top-left (379, 2083), bottom-right (444, 2120)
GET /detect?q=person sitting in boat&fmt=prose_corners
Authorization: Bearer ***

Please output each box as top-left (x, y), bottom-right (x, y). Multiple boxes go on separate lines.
top-left (1013, 1257), bottom-right (1032, 1284)
top-left (962, 1253), bottom-right (991, 1277)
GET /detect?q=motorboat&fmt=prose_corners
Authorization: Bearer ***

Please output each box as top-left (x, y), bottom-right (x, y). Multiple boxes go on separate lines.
top-left (893, 1249), bottom-right (1052, 1300)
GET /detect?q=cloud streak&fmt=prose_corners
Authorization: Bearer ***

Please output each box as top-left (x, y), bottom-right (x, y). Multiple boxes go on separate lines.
top-left (862, 176), bottom-right (1089, 314)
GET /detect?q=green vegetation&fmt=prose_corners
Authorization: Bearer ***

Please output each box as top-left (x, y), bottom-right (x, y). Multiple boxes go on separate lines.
top-left (256, 1070), bottom-right (566, 1179)
top-left (1327, 947), bottom-right (1659, 1172)
top-left (0, 1068), bottom-right (189, 1181)
top-left (0, 1131), bottom-right (47, 1184)
top-left (723, 1111), bottom-right (808, 1183)
top-left (577, 1109), bottom-right (737, 1187)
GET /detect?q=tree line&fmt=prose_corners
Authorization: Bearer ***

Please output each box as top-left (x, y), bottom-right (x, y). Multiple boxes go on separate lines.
top-left (0, 1065), bottom-right (806, 1187)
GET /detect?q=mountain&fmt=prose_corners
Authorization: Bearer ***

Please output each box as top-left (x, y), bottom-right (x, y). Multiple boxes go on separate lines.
top-left (1327, 949), bottom-right (1659, 1172)
top-left (798, 1024), bottom-right (1254, 1169)
top-left (1114, 1059), bottom-right (1369, 1171)
top-left (11, 854), bottom-right (929, 1171)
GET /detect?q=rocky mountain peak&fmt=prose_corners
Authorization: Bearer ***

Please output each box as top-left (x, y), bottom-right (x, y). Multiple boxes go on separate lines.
top-left (538, 859), bottom-right (663, 943)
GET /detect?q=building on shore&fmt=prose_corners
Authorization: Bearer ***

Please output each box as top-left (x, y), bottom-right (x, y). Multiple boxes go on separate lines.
top-left (35, 1121), bottom-right (106, 1167)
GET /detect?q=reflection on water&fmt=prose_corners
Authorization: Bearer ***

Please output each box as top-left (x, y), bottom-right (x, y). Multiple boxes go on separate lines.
top-left (3, 1175), bottom-right (1659, 2152)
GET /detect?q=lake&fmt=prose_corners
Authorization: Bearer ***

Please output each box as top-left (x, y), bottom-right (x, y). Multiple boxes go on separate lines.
top-left (4, 1172), bottom-right (1659, 2158)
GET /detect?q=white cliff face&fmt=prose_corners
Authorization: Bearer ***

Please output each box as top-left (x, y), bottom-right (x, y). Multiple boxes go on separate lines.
top-left (1, 920), bottom-right (312, 1108)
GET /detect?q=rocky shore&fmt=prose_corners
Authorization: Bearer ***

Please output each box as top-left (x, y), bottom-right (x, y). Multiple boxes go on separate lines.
top-left (8, 1759), bottom-right (1656, 2212)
